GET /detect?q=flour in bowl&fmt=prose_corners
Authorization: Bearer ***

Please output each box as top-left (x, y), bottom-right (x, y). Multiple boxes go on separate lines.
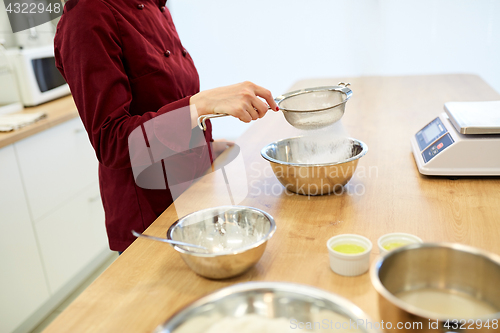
top-left (173, 314), bottom-right (293, 333)
top-left (174, 312), bottom-right (365, 333)
top-left (205, 314), bottom-right (295, 333)
top-left (291, 138), bottom-right (355, 164)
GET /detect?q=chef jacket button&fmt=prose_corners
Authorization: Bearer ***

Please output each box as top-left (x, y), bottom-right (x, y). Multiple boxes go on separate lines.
top-left (137, 3), bottom-right (144, 9)
top-left (160, 6), bottom-right (166, 12)
top-left (182, 49), bottom-right (188, 57)
top-left (164, 50), bottom-right (171, 57)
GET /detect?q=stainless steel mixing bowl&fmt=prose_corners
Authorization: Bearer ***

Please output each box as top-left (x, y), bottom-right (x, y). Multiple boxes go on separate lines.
top-left (261, 136), bottom-right (368, 195)
top-left (154, 282), bottom-right (381, 333)
top-left (166, 206), bottom-right (276, 279)
top-left (370, 243), bottom-right (500, 333)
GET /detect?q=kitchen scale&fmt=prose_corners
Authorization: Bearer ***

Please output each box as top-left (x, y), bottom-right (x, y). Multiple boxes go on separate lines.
top-left (411, 101), bottom-right (500, 176)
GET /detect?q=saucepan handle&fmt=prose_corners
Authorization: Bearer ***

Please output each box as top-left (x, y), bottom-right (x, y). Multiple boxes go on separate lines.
top-left (197, 104), bottom-right (276, 131)
top-left (197, 113), bottom-right (230, 131)
top-left (337, 82), bottom-right (353, 102)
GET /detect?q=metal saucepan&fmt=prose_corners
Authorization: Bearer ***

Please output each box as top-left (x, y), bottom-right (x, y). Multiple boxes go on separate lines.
top-left (154, 282), bottom-right (381, 333)
top-left (370, 243), bottom-right (500, 333)
top-left (197, 83), bottom-right (352, 131)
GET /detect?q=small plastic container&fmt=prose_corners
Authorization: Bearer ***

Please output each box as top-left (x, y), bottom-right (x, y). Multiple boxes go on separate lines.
top-left (327, 234), bottom-right (373, 276)
top-left (377, 233), bottom-right (423, 256)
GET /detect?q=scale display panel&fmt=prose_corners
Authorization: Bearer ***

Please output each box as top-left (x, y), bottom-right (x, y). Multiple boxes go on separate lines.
top-left (415, 117), bottom-right (447, 151)
top-left (421, 133), bottom-right (454, 163)
top-left (411, 111), bottom-right (500, 176)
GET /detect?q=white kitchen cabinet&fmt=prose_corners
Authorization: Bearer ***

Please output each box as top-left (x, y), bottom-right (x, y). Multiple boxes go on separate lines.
top-left (0, 116), bottom-right (112, 333)
top-left (14, 117), bottom-right (98, 222)
top-left (0, 145), bottom-right (50, 333)
top-left (35, 182), bottom-right (108, 292)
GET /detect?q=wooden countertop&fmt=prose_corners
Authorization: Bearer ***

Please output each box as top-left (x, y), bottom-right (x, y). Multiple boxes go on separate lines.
top-left (0, 95), bottom-right (77, 149)
top-left (43, 74), bottom-right (500, 333)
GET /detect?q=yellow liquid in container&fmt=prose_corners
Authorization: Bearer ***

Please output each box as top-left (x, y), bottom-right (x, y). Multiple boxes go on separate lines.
top-left (383, 241), bottom-right (409, 251)
top-left (332, 244), bottom-right (365, 254)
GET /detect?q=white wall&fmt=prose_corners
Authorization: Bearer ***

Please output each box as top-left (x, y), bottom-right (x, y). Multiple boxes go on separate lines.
top-left (0, 1), bottom-right (56, 48)
top-left (169, 0), bottom-right (500, 140)
top-left (1, 1), bottom-right (499, 140)
top-left (0, 1), bottom-right (15, 46)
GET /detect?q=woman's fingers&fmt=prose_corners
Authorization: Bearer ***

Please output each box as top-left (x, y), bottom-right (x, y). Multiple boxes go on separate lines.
top-left (243, 102), bottom-right (260, 121)
top-left (189, 81), bottom-right (278, 125)
top-left (251, 84), bottom-right (279, 111)
top-left (231, 101), bottom-right (254, 123)
top-left (235, 107), bottom-right (252, 123)
top-left (251, 97), bottom-right (270, 118)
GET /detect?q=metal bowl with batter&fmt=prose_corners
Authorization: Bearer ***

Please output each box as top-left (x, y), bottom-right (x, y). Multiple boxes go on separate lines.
top-left (166, 206), bottom-right (276, 279)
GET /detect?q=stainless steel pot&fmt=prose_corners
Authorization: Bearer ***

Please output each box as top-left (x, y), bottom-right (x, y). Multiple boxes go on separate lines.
top-left (370, 243), bottom-right (500, 333)
top-left (154, 282), bottom-right (381, 333)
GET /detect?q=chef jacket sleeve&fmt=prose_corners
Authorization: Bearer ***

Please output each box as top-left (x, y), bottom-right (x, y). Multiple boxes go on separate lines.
top-left (54, 0), bottom-right (194, 170)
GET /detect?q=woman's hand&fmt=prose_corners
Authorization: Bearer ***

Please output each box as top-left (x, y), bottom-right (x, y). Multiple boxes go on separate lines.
top-left (190, 81), bottom-right (279, 123)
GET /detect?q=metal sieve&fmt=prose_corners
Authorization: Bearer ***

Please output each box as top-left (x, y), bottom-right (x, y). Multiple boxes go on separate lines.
top-left (197, 82), bottom-right (352, 131)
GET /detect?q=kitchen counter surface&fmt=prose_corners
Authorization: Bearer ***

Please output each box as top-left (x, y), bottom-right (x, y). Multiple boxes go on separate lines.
top-left (0, 95), bottom-right (77, 149)
top-left (43, 74), bottom-right (500, 333)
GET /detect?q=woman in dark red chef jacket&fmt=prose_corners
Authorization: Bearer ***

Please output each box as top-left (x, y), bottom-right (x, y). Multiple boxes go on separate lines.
top-left (54, 0), bottom-right (278, 252)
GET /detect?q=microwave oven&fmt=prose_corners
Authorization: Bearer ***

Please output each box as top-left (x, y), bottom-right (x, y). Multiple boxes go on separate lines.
top-left (5, 45), bottom-right (70, 106)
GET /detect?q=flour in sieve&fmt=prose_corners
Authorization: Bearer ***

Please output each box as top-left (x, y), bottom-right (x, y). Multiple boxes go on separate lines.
top-left (288, 109), bottom-right (344, 130)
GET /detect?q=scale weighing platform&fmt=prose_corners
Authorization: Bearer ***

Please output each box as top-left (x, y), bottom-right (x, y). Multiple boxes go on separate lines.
top-left (411, 101), bottom-right (500, 176)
